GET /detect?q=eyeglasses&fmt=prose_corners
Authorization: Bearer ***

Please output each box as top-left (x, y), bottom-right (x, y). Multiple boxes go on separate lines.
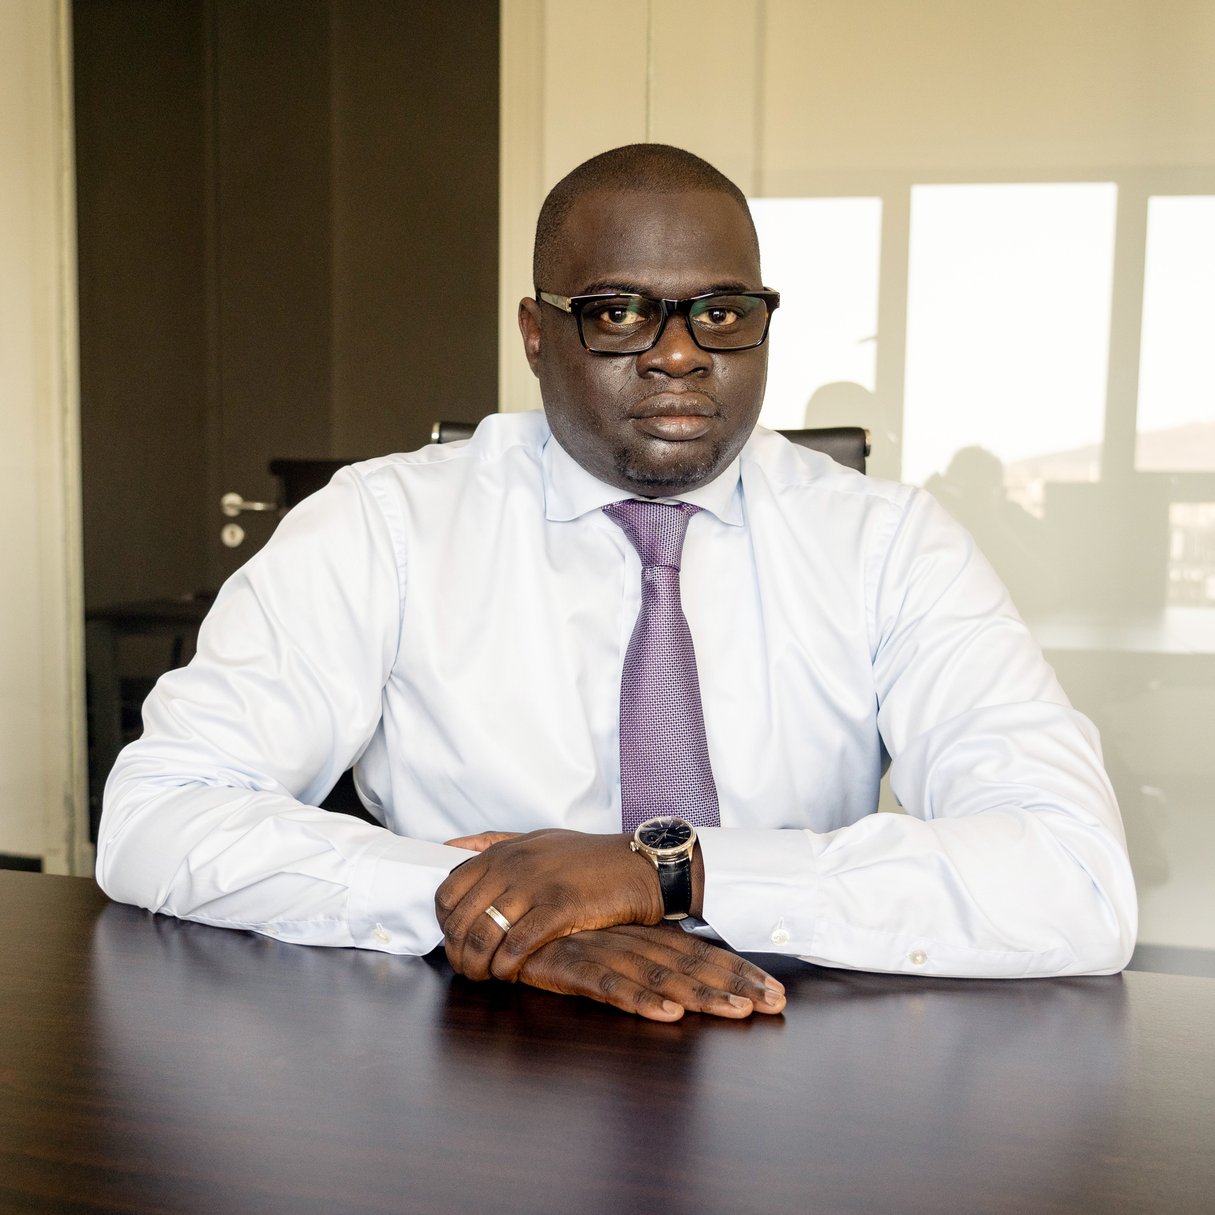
top-left (538, 289), bottom-right (781, 354)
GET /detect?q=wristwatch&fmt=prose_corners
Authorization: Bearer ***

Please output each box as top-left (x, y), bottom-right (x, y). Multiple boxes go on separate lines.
top-left (630, 816), bottom-right (697, 921)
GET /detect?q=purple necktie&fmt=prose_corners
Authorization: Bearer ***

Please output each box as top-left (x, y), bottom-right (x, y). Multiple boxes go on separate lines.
top-left (604, 500), bottom-right (721, 831)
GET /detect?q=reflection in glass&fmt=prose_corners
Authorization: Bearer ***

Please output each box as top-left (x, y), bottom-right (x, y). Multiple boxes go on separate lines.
top-left (923, 446), bottom-right (1055, 615)
top-left (1168, 502), bottom-right (1215, 606)
top-left (751, 180), bottom-right (1213, 957)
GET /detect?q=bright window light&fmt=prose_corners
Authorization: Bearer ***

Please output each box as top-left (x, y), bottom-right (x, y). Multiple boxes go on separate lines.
top-left (1137, 196), bottom-right (1215, 471)
top-left (902, 183), bottom-right (1117, 497)
top-left (750, 197), bottom-right (882, 432)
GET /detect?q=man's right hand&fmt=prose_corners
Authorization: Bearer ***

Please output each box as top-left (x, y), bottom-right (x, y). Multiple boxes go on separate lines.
top-left (517, 922), bottom-right (787, 1022)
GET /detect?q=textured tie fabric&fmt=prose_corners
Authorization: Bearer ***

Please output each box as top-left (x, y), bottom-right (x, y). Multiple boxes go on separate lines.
top-left (603, 499), bottom-right (721, 831)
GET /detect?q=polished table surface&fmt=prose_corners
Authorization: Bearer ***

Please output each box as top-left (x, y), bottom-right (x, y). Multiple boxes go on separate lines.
top-left (2, 872), bottom-right (1213, 1215)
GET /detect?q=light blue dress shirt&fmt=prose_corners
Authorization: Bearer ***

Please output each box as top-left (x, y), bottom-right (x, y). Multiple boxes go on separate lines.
top-left (99, 412), bottom-right (1136, 975)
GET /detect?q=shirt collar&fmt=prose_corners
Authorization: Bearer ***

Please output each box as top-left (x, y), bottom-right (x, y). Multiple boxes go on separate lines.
top-left (542, 428), bottom-right (745, 526)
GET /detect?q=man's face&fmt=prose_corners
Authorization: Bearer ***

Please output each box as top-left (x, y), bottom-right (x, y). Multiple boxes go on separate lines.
top-left (519, 189), bottom-right (769, 497)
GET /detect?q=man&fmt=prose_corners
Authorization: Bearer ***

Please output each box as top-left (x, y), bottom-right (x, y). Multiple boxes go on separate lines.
top-left (99, 145), bottom-right (1136, 1021)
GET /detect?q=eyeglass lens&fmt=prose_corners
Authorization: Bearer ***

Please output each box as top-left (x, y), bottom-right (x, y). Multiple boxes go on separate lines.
top-left (578, 294), bottom-right (771, 353)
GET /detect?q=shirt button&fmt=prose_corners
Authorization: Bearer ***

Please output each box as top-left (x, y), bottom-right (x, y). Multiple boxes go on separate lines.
top-left (373, 924), bottom-right (391, 945)
top-left (770, 928), bottom-right (791, 945)
top-left (909, 949), bottom-right (928, 966)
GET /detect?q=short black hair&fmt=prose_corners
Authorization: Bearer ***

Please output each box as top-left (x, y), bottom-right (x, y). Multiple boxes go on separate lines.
top-left (532, 143), bottom-right (759, 291)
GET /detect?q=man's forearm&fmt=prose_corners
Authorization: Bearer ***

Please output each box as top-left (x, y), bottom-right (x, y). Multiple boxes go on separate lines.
top-left (99, 769), bottom-right (474, 955)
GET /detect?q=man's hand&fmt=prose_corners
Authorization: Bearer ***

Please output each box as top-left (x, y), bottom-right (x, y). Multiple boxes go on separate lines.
top-left (517, 923), bottom-right (786, 1021)
top-left (435, 829), bottom-right (664, 982)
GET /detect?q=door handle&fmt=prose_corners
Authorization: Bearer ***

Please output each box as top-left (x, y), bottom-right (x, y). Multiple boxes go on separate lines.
top-left (220, 492), bottom-right (280, 518)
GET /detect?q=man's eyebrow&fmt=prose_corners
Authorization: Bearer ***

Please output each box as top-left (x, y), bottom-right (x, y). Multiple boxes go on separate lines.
top-left (576, 280), bottom-right (652, 296)
top-left (575, 279), bottom-right (756, 297)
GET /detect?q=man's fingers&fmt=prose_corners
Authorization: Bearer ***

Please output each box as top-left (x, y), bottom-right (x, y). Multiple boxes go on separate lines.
top-left (519, 942), bottom-right (686, 1022)
top-left (518, 927), bottom-right (786, 1020)
top-left (608, 924), bottom-right (786, 1013)
top-left (443, 831), bottom-right (519, 852)
top-left (450, 898), bottom-right (581, 984)
top-left (487, 903), bottom-right (583, 983)
top-left (438, 872), bottom-right (516, 981)
top-left (434, 854), bottom-right (485, 928)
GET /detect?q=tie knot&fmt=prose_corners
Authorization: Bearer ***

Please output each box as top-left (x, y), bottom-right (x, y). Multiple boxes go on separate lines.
top-left (604, 500), bottom-right (700, 570)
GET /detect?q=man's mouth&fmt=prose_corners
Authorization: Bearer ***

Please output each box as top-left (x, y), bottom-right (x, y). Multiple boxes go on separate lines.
top-left (628, 394), bottom-right (718, 441)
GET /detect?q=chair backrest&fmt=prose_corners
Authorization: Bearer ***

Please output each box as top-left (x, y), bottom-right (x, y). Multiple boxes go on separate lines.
top-left (268, 459), bottom-right (360, 509)
top-left (430, 420), bottom-right (477, 444)
top-left (431, 420), bottom-right (870, 474)
top-left (777, 427), bottom-right (870, 474)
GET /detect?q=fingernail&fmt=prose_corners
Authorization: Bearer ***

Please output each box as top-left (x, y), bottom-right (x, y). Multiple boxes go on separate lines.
top-left (661, 1000), bottom-right (682, 1015)
top-left (764, 990), bottom-right (786, 1009)
top-left (764, 978), bottom-right (785, 994)
top-left (727, 994), bottom-right (752, 1010)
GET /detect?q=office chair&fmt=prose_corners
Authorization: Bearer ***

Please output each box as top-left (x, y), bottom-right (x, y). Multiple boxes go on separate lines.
top-left (430, 420), bottom-right (477, 444)
top-left (431, 420), bottom-right (870, 474)
top-left (779, 427), bottom-right (870, 473)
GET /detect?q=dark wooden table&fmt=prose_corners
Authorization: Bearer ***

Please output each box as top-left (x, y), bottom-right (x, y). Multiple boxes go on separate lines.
top-left (2, 872), bottom-right (1213, 1214)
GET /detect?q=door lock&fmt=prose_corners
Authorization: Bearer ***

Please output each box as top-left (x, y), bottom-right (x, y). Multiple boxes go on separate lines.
top-left (220, 523), bottom-right (246, 548)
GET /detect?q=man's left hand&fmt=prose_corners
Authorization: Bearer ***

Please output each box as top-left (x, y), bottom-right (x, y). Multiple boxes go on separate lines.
top-left (435, 829), bottom-right (664, 982)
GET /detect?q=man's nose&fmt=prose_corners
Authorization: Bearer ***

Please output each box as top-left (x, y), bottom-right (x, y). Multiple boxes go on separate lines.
top-left (635, 311), bottom-right (714, 376)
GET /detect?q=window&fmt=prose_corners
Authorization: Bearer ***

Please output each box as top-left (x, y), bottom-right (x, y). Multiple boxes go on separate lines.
top-left (1136, 195), bottom-right (1215, 473)
top-left (902, 183), bottom-right (1117, 512)
top-left (751, 197), bottom-right (882, 432)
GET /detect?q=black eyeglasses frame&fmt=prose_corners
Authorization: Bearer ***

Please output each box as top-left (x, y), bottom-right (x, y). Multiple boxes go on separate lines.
top-left (537, 289), bottom-right (781, 355)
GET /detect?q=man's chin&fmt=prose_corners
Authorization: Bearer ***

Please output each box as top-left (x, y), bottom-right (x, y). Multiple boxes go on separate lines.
top-left (614, 441), bottom-right (727, 496)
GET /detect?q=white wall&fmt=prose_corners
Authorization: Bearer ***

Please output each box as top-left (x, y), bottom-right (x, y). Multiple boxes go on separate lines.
top-left (0, 0), bottom-right (88, 872)
top-left (499, 0), bottom-right (1215, 954)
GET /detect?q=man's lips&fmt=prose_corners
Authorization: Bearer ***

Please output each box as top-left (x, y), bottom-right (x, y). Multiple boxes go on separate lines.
top-left (628, 393), bottom-right (719, 441)
top-left (633, 415), bottom-right (713, 441)
top-left (629, 391), bottom-right (718, 420)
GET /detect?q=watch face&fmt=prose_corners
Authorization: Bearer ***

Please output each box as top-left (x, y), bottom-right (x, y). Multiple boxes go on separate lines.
top-left (637, 817), bottom-right (694, 852)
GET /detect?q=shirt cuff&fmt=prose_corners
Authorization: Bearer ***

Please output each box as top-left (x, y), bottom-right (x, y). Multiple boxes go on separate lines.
top-left (696, 827), bottom-right (820, 954)
top-left (348, 833), bottom-right (476, 954)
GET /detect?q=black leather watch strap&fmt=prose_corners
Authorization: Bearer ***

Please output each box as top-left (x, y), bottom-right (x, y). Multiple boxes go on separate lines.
top-left (656, 856), bottom-right (693, 920)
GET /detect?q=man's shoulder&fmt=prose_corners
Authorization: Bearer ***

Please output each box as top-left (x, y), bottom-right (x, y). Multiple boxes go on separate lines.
top-left (336, 412), bottom-right (550, 510)
top-left (741, 425), bottom-right (914, 515)
top-left (352, 411), bottom-right (549, 482)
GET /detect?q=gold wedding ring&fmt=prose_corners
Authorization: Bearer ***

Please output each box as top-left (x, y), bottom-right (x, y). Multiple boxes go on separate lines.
top-left (484, 904), bottom-right (512, 932)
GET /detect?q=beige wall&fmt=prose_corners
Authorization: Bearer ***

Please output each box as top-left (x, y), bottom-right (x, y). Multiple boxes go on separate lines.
top-left (500, 0), bottom-right (1215, 955)
top-left (0, 0), bottom-right (87, 870)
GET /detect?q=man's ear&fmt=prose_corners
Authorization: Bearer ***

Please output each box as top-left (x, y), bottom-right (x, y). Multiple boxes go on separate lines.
top-left (518, 298), bottom-right (543, 377)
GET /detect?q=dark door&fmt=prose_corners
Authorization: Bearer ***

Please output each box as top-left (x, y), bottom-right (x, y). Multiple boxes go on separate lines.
top-left (74, 0), bottom-right (500, 829)
top-left (75, 0), bottom-right (500, 606)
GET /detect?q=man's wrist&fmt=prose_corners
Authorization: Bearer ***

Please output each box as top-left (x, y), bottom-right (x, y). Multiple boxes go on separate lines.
top-left (623, 832), bottom-right (667, 923)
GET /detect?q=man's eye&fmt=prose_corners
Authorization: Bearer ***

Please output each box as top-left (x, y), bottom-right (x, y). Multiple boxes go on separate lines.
top-left (587, 299), bottom-right (651, 328)
top-left (606, 307), bottom-right (644, 325)
top-left (694, 296), bottom-right (754, 329)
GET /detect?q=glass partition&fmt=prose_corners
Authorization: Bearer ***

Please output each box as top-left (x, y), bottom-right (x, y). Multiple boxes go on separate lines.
top-left (753, 179), bottom-right (1215, 959)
